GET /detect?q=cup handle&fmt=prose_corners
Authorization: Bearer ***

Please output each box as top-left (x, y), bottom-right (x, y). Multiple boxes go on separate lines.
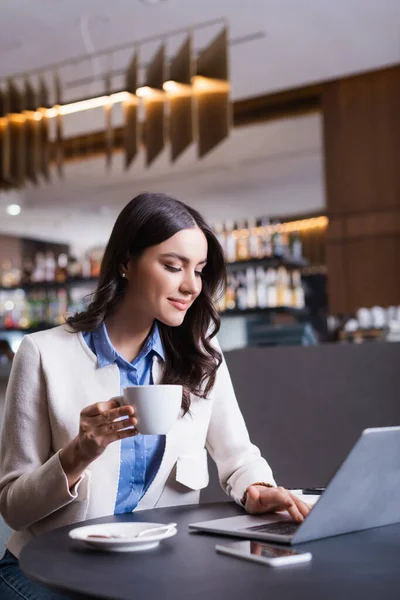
top-left (110, 395), bottom-right (124, 407)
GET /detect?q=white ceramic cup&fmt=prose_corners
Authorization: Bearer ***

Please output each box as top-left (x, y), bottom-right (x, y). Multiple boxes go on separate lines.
top-left (122, 385), bottom-right (182, 435)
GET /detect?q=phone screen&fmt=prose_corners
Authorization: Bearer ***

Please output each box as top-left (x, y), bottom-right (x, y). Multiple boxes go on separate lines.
top-left (221, 541), bottom-right (303, 558)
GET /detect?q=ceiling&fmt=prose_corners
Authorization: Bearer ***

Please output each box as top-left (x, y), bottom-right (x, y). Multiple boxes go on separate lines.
top-left (1, 0), bottom-right (399, 99)
top-left (0, 0), bottom-right (398, 250)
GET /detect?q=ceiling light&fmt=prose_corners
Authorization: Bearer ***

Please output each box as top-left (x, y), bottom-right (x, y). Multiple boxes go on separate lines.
top-left (44, 91), bottom-right (131, 118)
top-left (135, 86), bottom-right (164, 99)
top-left (192, 76), bottom-right (231, 93)
top-left (6, 204), bottom-right (21, 216)
top-left (162, 81), bottom-right (192, 96)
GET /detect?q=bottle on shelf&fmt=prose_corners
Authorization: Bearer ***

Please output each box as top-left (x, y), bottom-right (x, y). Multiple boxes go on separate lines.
top-left (276, 266), bottom-right (291, 307)
top-left (281, 230), bottom-right (291, 259)
top-left (236, 221), bottom-right (250, 262)
top-left (261, 217), bottom-right (273, 259)
top-left (225, 221), bottom-right (237, 264)
top-left (245, 267), bottom-right (257, 309)
top-left (290, 231), bottom-right (303, 262)
top-left (21, 257), bottom-right (34, 284)
top-left (67, 256), bottom-right (82, 279)
top-left (45, 252), bottom-right (56, 283)
top-left (214, 223), bottom-right (227, 258)
top-left (80, 255), bottom-right (92, 279)
top-left (225, 273), bottom-right (237, 309)
top-left (236, 271), bottom-right (247, 311)
top-left (249, 218), bottom-right (263, 259)
top-left (271, 219), bottom-right (285, 258)
top-left (0, 260), bottom-right (20, 287)
top-left (55, 254), bottom-right (68, 283)
top-left (32, 253), bottom-right (46, 283)
top-left (265, 268), bottom-right (278, 308)
top-left (255, 266), bottom-right (267, 309)
top-left (89, 248), bottom-right (103, 278)
top-left (291, 270), bottom-right (305, 309)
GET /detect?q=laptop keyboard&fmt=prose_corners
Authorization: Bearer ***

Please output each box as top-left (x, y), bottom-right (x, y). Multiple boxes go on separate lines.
top-left (244, 521), bottom-right (300, 536)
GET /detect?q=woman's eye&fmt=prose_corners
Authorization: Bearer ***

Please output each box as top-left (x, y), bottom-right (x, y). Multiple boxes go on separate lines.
top-left (195, 271), bottom-right (203, 278)
top-left (164, 265), bottom-right (181, 273)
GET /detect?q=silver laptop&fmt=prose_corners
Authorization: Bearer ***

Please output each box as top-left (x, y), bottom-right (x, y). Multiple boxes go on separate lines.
top-left (189, 426), bottom-right (400, 544)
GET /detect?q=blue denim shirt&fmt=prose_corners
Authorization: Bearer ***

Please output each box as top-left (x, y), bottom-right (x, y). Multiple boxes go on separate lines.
top-left (83, 322), bottom-right (166, 514)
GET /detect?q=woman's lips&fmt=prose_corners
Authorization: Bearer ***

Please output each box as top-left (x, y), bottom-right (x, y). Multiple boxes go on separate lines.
top-left (168, 298), bottom-right (188, 311)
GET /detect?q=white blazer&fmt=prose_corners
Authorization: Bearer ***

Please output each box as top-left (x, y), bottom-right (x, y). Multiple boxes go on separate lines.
top-left (0, 325), bottom-right (275, 557)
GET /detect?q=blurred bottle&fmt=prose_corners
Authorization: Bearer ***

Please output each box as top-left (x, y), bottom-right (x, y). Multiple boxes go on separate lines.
top-left (45, 252), bottom-right (56, 282)
top-left (261, 217), bottom-right (273, 259)
top-left (276, 266), bottom-right (291, 307)
top-left (272, 220), bottom-right (285, 258)
top-left (81, 256), bottom-right (92, 279)
top-left (225, 273), bottom-right (237, 309)
top-left (214, 223), bottom-right (227, 258)
top-left (67, 256), bottom-right (82, 279)
top-left (291, 270), bottom-right (305, 309)
top-left (55, 254), bottom-right (68, 283)
top-left (16, 290), bottom-right (30, 329)
top-left (290, 231), bottom-right (303, 261)
top-left (225, 221), bottom-right (237, 264)
top-left (256, 266), bottom-right (267, 309)
top-left (236, 271), bottom-right (247, 311)
top-left (236, 221), bottom-right (250, 262)
top-left (265, 268), bottom-right (278, 308)
top-left (32, 253), bottom-right (46, 282)
top-left (21, 257), bottom-right (34, 284)
top-left (246, 267), bottom-right (257, 309)
top-left (249, 218), bottom-right (263, 259)
top-left (281, 230), bottom-right (291, 259)
top-left (89, 248), bottom-right (103, 278)
top-left (1, 260), bottom-right (16, 287)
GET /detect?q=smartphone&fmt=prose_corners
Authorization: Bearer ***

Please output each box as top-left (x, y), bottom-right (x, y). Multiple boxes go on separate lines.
top-left (215, 540), bottom-right (312, 567)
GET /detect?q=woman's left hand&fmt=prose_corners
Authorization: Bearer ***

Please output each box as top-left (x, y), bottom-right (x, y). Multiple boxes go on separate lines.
top-left (244, 485), bottom-right (311, 522)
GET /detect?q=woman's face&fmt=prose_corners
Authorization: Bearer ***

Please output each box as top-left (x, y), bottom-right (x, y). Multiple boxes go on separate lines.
top-left (124, 227), bottom-right (208, 327)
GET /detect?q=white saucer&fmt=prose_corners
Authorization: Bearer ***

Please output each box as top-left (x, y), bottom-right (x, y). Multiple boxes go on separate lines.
top-left (68, 522), bottom-right (177, 552)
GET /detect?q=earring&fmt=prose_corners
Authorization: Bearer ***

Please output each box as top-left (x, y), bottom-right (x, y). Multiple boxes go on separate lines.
top-left (121, 272), bottom-right (126, 278)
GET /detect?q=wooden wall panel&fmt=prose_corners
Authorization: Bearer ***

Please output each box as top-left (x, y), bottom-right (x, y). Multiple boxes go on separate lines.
top-left (323, 67), bottom-right (400, 218)
top-left (345, 236), bottom-right (400, 312)
top-left (322, 65), bottom-right (400, 313)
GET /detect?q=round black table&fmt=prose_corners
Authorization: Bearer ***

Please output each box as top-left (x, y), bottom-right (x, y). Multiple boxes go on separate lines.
top-left (20, 502), bottom-right (400, 600)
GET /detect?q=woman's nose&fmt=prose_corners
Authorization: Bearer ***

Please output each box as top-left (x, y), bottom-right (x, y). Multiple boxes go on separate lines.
top-left (179, 272), bottom-right (200, 296)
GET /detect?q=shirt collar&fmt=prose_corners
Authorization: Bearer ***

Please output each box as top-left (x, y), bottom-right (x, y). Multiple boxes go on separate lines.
top-left (93, 321), bottom-right (165, 369)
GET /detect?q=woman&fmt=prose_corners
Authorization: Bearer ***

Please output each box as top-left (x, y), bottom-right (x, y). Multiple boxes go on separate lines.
top-left (0, 193), bottom-right (309, 599)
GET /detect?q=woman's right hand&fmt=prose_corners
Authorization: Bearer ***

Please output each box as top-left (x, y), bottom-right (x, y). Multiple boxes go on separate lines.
top-left (76, 398), bottom-right (138, 461)
top-left (60, 398), bottom-right (138, 489)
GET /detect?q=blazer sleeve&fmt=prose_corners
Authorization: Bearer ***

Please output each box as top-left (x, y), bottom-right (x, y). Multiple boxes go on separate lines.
top-left (0, 335), bottom-right (86, 531)
top-left (205, 341), bottom-right (276, 505)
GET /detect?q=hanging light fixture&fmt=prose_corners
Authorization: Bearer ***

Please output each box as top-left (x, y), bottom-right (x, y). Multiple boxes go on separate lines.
top-left (0, 21), bottom-right (231, 189)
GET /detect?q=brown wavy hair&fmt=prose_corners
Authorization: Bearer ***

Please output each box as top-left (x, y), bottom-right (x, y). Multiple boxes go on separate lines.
top-left (67, 192), bottom-right (226, 413)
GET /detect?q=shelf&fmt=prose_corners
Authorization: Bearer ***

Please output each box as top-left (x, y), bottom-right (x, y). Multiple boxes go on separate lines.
top-left (220, 307), bottom-right (309, 318)
top-left (0, 277), bottom-right (98, 292)
top-left (225, 256), bottom-right (309, 271)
